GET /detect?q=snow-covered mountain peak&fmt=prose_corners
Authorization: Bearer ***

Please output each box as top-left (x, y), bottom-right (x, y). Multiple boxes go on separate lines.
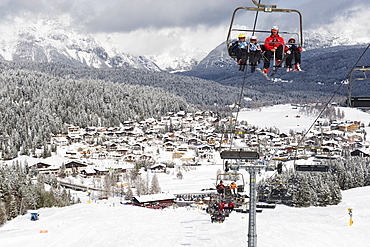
top-left (0, 13), bottom-right (161, 71)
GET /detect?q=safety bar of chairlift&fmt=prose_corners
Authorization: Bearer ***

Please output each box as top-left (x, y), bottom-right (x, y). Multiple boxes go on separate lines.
top-left (231, 29), bottom-right (299, 45)
top-left (353, 66), bottom-right (370, 71)
top-left (228, 41), bottom-right (286, 48)
top-left (228, 40), bottom-right (285, 62)
top-left (229, 41), bottom-right (286, 50)
top-left (226, 6), bottom-right (303, 48)
top-left (231, 29), bottom-right (299, 36)
top-left (355, 67), bottom-right (369, 80)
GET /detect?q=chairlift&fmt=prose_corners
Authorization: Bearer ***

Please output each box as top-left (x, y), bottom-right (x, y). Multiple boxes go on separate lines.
top-left (288, 146), bottom-right (333, 172)
top-left (216, 173), bottom-right (246, 193)
top-left (346, 66), bottom-right (370, 108)
top-left (295, 164), bottom-right (329, 172)
top-left (226, 0), bottom-right (303, 59)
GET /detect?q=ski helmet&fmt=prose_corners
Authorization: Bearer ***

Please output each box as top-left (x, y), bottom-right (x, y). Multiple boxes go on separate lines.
top-left (288, 38), bottom-right (296, 43)
top-left (250, 36), bottom-right (258, 42)
top-left (238, 33), bottom-right (246, 39)
top-left (271, 26), bottom-right (279, 32)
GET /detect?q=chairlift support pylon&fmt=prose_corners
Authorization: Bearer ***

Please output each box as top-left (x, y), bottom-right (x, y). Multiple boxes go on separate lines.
top-left (220, 150), bottom-right (264, 247)
top-left (346, 66), bottom-right (370, 108)
top-left (226, 0), bottom-right (303, 58)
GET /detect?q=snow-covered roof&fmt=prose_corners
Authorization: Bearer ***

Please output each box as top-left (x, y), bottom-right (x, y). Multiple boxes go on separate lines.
top-left (82, 168), bottom-right (96, 174)
top-left (133, 194), bottom-right (175, 203)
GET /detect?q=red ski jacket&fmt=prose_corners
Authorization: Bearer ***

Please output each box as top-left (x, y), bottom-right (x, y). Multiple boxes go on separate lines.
top-left (264, 35), bottom-right (285, 51)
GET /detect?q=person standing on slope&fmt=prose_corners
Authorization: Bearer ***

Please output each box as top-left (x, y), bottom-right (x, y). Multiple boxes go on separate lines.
top-left (262, 26), bottom-right (285, 74)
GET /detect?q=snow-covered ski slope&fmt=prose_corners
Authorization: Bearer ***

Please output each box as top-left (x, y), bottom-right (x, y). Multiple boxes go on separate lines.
top-left (238, 104), bottom-right (370, 136)
top-left (1, 180), bottom-right (369, 247)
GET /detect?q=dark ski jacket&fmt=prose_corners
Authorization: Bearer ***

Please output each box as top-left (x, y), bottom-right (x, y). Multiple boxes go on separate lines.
top-left (285, 44), bottom-right (302, 53)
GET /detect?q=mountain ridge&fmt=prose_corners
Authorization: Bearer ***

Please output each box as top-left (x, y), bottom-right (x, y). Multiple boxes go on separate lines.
top-left (1, 13), bottom-right (369, 72)
top-left (0, 14), bottom-right (161, 71)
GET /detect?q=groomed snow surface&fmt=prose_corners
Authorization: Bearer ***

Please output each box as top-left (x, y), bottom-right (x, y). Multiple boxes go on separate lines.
top-left (1, 164), bottom-right (369, 247)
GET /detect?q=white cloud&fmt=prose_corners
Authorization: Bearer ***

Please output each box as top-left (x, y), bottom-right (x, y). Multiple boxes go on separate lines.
top-left (0, 0), bottom-right (369, 64)
top-left (90, 0), bottom-right (370, 64)
top-left (96, 25), bottom-right (228, 58)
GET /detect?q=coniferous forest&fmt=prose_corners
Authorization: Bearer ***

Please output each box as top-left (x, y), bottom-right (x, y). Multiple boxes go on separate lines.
top-left (0, 163), bottom-right (76, 225)
top-left (258, 157), bottom-right (370, 207)
top-left (0, 69), bottom-right (192, 159)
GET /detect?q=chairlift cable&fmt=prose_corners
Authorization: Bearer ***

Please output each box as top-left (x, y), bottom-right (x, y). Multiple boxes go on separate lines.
top-left (291, 43), bottom-right (370, 165)
top-left (251, 0), bottom-right (262, 36)
top-left (228, 68), bottom-right (249, 149)
top-left (227, 1), bottom-right (261, 150)
top-left (220, 1), bottom-right (271, 167)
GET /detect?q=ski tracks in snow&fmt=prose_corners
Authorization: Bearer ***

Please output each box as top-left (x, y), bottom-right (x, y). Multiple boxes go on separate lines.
top-left (178, 216), bottom-right (211, 246)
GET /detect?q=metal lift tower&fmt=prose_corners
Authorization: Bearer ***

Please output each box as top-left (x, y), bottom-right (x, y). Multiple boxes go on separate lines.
top-left (220, 150), bottom-right (264, 247)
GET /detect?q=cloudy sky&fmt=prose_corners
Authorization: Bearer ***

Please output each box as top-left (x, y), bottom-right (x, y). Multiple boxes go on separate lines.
top-left (0, 0), bottom-right (369, 59)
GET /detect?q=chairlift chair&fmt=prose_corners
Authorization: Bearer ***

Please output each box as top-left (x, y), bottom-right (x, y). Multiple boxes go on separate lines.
top-left (346, 66), bottom-right (370, 108)
top-left (226, 0), bottom-right (303, 59)
top-left (216, 173), bottom-right (245, 193)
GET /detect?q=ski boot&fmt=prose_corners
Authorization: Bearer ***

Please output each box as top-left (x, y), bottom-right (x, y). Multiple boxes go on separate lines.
top-left (294, 63), bottom-right (302, 71)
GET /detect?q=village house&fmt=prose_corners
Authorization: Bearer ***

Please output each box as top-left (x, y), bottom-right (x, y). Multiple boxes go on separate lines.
top-left (123, 154), bottom-right (136, 163)
top-left (150, 164), bottom-right (166, 172)
top-left (177, 145), bottom-right (188, 152)
top-left (64, 161), bottom-right (88, 174)
top-left (43, 108), bottom-right (370, 179)
top-left (80, 168), bottom-right (97, 178)
top-left (31, 162), bottom-right (59, 175)
top-left (51, 134), bottom-right (68, 146)
top-left (93, 167), bottom-right (110, 176)
top-left (164, 142), bottom-right (176, 152)
top-left (350, 149), bottom-right (370, 157)
top-left (338, 121), bottom-right (360, 132)
top-left (132, 143), bottom-right (144, 154)
top-left (131, 194), bottom-right (175, 208)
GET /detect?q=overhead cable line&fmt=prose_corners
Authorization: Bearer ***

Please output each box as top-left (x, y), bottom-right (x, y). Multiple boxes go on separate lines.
top-left (226, 0), bottom-right (261, 150)
top-left (292, 43), bottom-right (370, 164)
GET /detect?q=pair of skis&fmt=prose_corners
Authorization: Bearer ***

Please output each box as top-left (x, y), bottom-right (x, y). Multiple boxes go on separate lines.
top-left (257, 52), bottom-right (303, 80)
top-left (269, 52), bottom-right (290, 77)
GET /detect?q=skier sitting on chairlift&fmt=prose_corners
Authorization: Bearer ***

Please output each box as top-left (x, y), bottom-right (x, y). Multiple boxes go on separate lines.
top-left (262, 26), bottom-right (285, 74)
top-left (231, 34), bottom-right (249, 71)
top-left (229, 181), bottom-right (238, 195)
top-left (285, 38), bottom-right (303, 72)
top-left (248, 36), bottom-right (262, 73)
top-left (216, 180), bottom-right (225, 194)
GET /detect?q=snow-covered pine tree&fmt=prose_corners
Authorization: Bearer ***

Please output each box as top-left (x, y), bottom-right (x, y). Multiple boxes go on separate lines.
top-left (135, 176), bottom-right (146, 196)
top-left (176, 170), bottom-right (183, 180)
top-left (0, 200), bottom-right (7, 226)
top-left (125, 185), bottom-right (133, 201)
top-left (150, 174), bottom-right (161, 194)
